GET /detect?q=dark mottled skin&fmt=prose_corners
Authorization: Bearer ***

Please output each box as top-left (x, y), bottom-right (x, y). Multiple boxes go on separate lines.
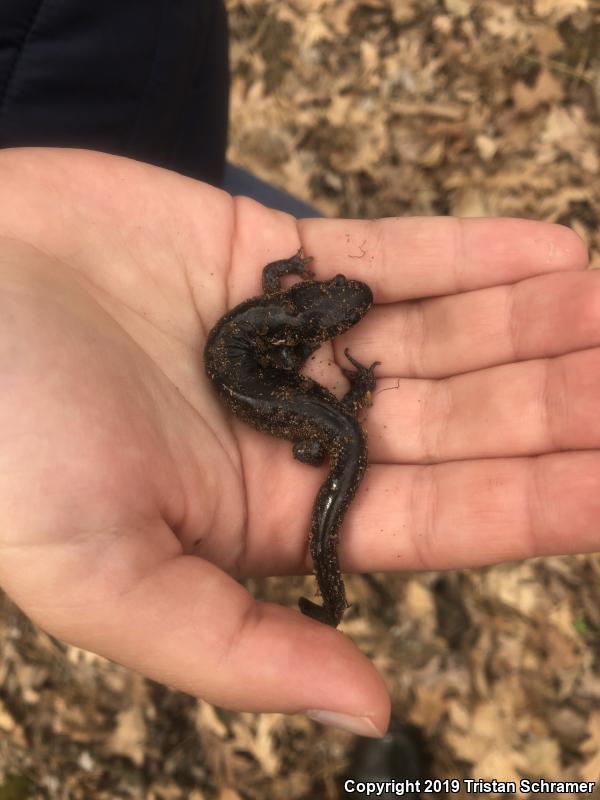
top-left (204, 249), bottom-right (379, 626)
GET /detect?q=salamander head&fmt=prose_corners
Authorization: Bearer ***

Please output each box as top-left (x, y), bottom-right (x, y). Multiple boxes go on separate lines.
top-left (289, 273), bottom-right (374, 340)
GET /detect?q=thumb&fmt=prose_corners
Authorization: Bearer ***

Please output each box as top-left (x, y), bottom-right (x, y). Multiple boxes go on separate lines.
top-left (18, 553), bottom-right (391, 737)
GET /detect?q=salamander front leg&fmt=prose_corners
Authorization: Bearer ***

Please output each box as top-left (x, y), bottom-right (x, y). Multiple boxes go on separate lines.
top-left (262, 248), bottom-right (314, 294)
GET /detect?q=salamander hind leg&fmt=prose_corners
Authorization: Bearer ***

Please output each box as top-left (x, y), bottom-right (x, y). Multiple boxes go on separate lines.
top-left (293, 439), bottom-right (326, 466)
top-left (341, 348), bottom-right (381, 415)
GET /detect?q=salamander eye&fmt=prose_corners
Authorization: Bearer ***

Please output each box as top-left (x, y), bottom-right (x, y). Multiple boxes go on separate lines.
top-left (333, 274), bottom-right (346, 286)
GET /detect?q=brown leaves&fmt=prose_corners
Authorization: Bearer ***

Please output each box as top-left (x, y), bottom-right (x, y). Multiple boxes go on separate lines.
top-left (229, 0), bottom-right (600, 265)
top-left (512, 69), bottom-right (564, 112)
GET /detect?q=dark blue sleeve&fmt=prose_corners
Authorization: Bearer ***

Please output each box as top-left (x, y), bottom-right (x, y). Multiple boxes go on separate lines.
top-left (0, 0), bottom-right (229, 185)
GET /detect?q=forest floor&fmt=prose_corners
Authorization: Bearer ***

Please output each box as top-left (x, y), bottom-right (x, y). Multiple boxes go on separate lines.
top-left (1, 1), bottom-right (600, 798)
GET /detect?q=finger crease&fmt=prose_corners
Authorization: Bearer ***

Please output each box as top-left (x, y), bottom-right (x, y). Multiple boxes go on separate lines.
top-left (505, 281), bottom-right (521, 362)
top-left (524, 457), bottom-right (545, 558)
top-left (542, 358), bottom-right (566, 453)
top-left (452, 217), bottom-right (469, 294)
top-left (410, 464), bottom-right (439, 569)
top-left (409, 300), bottom-right (427, 378)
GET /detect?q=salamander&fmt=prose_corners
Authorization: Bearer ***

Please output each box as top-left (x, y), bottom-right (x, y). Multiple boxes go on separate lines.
top-left (204, 248), bottom-right (379, 626)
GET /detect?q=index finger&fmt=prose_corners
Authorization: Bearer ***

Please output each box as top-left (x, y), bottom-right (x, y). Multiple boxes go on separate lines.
top-left (299, 217), bottom-right (588, 302)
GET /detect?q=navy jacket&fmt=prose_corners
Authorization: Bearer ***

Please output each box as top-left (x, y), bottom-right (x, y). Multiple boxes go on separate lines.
top-left (0, 0), bottom-right (229, 184)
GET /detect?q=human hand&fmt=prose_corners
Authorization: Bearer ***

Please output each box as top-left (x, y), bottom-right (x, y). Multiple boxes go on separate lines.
top-left (0, 149), bottom-right (593, 737)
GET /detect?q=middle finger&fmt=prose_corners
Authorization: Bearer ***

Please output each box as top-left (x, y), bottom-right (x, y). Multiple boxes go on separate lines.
top-left (342, 269), bottom-right (600, 379)
top-left (366, 346), bottom-right (600, 463)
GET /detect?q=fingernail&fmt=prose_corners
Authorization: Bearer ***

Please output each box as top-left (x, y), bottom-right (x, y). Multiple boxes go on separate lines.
top-left (306, 709), bottom-right (384, 738)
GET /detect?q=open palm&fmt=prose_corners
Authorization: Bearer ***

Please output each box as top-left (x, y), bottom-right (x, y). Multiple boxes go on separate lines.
top-left (0, 148), bottom-right (595, 737)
